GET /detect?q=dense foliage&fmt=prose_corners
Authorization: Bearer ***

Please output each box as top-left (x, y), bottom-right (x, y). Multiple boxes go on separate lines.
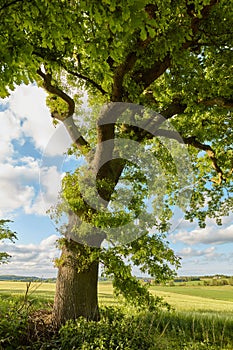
top-left (1, 0), bottom-right (232, 223)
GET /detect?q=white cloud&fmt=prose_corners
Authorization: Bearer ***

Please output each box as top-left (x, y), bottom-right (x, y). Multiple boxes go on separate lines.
top-left (7, 85), bottom-right (56, 152)
top-left (0, 154), bottom-right (63, 217)
top-left (0, 108), bottom-right (22, 161)
top-left (41, 121), bottom-right (74, 157)
top-left (170, 223), bottom-right (233, 245)
top-left (1, 84), bottom-right (72, 157)
top-left (221, 214), bottom-right (233, 226)
top-left (6, 84), bottom-right (74, 157)
top-left (0, 84), bottom-right (75, 217)
top-left (27, 165), bottom-right (63, 215)
top-left (0, 234), bottom-right (59, 277)
top-left (177, 257), bottom-right (233, 276)
top-left (178, 246), bottom-right (219, 258)
top-left (0, 160), bottom-right (37, 217)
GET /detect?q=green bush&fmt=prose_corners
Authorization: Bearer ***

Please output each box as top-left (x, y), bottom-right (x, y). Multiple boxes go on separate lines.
top-left (59, 307), bottom-right (155, 350)
top-left (0, 297), bottom-right (29, 349)
top-left (0, 294), bottom-right (54, 350)
top-left (59, 308), bottom-right (233, 350)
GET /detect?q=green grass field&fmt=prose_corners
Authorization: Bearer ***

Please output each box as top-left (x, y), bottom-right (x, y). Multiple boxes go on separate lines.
top-left (154, 285), bottom-right (233, 301)
top-left (1, 281), bottom-right (233, 349)
top-left (150, 285), bottom-right (233, 313)
top-left (1, 280), bottom-right (233, 313)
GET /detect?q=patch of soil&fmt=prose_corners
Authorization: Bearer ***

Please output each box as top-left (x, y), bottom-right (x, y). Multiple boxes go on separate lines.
top-left (28, 309), bottom-right (57, 341)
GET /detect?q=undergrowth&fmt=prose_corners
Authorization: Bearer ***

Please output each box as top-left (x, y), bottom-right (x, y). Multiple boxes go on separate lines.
top-left (1, 295), bottom-right (233, 349)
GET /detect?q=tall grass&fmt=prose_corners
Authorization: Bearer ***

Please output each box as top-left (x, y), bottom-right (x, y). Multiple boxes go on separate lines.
top-left (1, 295), bottom-right (233, 349)
top-left (1, 282), bottom-right (233, 349)
top-left (58, 308), bottom-right (233, 349)
top-left (139, 310), bottom-right (233, 349)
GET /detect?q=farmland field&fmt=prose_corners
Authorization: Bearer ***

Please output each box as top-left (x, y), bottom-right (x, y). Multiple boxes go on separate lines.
top-left (1, 280), bottom-right (233, 313)
top-left (154, 285), bottom-right (233, 301)
top-left (1, 280), bottom-right (233, 349)
top-left (150, 285), bottom-right (233, 313)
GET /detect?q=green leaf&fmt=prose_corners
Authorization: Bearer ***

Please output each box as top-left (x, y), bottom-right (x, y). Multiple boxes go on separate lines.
top-left (140, 27), bottom-right (147, 41)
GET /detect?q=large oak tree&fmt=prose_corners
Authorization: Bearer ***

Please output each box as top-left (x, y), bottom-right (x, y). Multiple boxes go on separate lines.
top-left (1, 0), bottom-right (232, 326)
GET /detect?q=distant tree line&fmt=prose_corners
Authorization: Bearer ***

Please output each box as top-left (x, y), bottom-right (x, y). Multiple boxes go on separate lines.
top-left (0, 275), bottom-right (57, 283)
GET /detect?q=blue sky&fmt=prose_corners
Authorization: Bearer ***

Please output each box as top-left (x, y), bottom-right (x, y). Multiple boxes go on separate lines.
top-left (0, 84), bottom-right (232, 278)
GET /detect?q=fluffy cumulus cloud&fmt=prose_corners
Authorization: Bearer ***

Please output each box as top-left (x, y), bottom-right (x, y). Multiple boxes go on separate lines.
top-left (175, 242), bottom-right (233, 276)
top-left (0, 235), bottom-right (59, 277)
top-left (171, 222), bottom-right (233, 246)
top-left (169, 215), bottom-right (233, 275)
top-left (6, 83), bottom-right (74, 156)
top-left (177, 256), bottom-right (233, 276)
top-left (170, 214), bottom-right (233, 246)
top-left (0, 110), bottom-right (23, 162)
top-left (0, 85), bottom-right (67, 217)
top-left (6, 84), bottom-right (54, 151)
top-left (26, 165), bottom-right (63, 215)
top-left (178, 246), bottom-right (219, 258)
top-left (0, 157), bottom-right (39, 215)
top-left (0, 156), bottom-right (62, 217)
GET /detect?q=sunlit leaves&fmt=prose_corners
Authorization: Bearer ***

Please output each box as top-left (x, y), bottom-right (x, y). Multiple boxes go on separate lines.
top-left (0, 220), bottom-right (17, 264)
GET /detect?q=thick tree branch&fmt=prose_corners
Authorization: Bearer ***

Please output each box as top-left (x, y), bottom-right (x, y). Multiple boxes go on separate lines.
top-left (143, 92), bottom-right (232, 121)
top-left (133, 56), bottom-right (171, 92)
top-left (133, 0), bottom-right (219, 92)
top-left (34, 50), bottom-right (107, 96)
top-left (186, 0), bottom-right (219, 34)
top-left (132, 124), bottom-right (225, 184)
top-left (37, 68), bottom-right (90, 152)
top-left (111, 33), bottom-right (155, 101)
top-left (0, 0), bottom-right (23, 11)
top-left (62, 67), bottom-right (108, 96)
top-left (117, 114), bottom-right (225, 184)
top-left (152, 131), bottom-right (225, 184)
top-left (160, 99), bottom-right (187, 119)
top-left (110, 3), bottom-right (160, 102)
top-left (199, 98), bottom-right (233, 109)
top-left (112, 52), bottom-right (138, 101)
top-left (37, 68), bottom-right (75, 117)
top-left (94, 104), bottom-right (131, 201)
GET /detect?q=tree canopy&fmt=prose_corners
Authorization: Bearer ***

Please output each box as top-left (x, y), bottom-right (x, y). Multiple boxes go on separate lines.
top-left (1, 0), bottom-right (232, 222)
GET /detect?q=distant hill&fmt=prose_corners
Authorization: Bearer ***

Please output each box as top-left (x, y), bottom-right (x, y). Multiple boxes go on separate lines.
top-left (0, 275), bottom-right (56, 282)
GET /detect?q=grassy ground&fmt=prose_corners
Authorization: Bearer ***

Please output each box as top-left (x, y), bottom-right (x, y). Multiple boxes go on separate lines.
top-left (1, 281), bottom-right (233, 349)
top-left (150, 285), bottom-right (233, 313)
top-left (1, 280), bottom-right (233, 312)
top-left (154, 285), bottom-right (233, 301)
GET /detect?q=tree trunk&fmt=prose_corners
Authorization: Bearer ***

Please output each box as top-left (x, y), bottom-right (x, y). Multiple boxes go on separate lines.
top-left (52, 242), bottom-right (100, 327)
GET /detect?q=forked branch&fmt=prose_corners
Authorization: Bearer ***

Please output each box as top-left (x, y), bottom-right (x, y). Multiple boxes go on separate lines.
top-left (37, 68), bottom-right (75, 118)
top-left (37, 67), bottom-right (90, 152)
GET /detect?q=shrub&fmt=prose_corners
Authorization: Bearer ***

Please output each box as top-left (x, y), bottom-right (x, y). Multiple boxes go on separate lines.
top-left (59, 307), bottom-right (155, 350)
top-left (0, 297), bottom-right (29, 349)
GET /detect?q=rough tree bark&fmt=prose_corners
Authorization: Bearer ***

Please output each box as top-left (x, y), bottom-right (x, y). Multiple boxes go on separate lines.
top-left (53, 242), bottom-right (100, 326)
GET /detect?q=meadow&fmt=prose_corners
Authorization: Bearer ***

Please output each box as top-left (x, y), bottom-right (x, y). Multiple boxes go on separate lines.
top-left (1, 280), bottom-right (233, 312)
top-left (1, 280), bottom-right (233, 349)
top-left (150, 285), bottom-right (233, 313)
